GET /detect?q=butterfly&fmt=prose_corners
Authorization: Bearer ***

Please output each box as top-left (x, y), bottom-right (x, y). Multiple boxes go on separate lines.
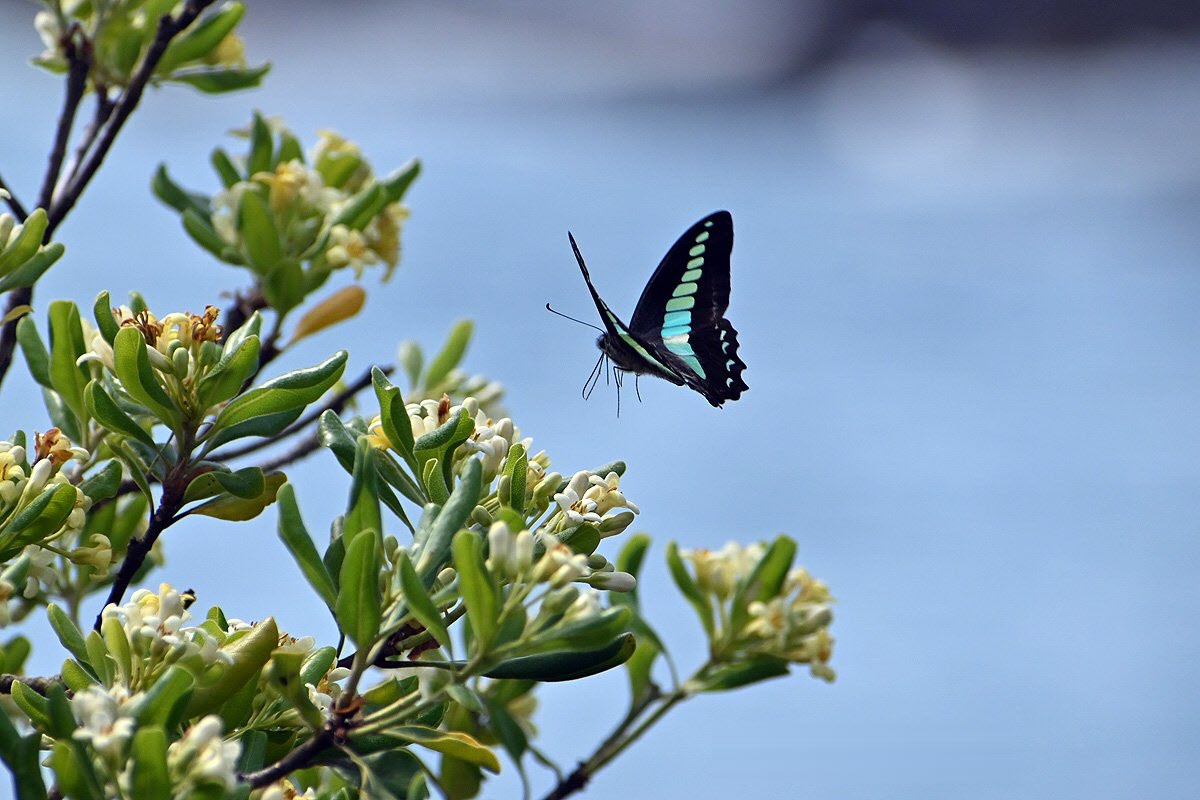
top-left (563, 211), bottom-right (748, 408)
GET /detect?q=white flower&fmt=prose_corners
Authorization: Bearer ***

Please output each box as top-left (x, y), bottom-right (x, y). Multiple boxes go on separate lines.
top-left (324, 224), bottom-right (380, 277)
top-left (72, 685), bottom-right (135, 758)
top-left (534, 539), bottom-right (588, 588)
top-left (168, 716), bottom-right (241, 791)
top-left (586, 570), bottom-right (637, 592)
top-left (553, 471), bottom-right (601, 526)
top-left (584, 471), bottom-right (640, 515)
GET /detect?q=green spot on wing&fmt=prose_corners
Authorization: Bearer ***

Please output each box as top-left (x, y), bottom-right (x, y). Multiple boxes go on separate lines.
top-left (688, 244), bottom-right (705, 257)
top-left (665, 297), bottom-right (695, 312)
top-left (681, 268), bottom-right (702, 281)
top-left (663, 310), bottom-right (690, 327)
top-left (696, 231), bottom-right (710, 243)
top-left (672, 283), bottom-right (698, 298)
top-left (687, 257), bottom-right (703, 269)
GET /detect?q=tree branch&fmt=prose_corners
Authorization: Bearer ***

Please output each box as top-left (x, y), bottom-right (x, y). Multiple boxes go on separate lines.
top-left (37, 27), bottom-right (90, 212)
top-left (92, 477), bottom-right (185, 630)
top-left (239, 726), bottom-right (336, 788)
top-left (0, 674), bottom-right (63, 696)
top-left (48, 0), bottom-right (217, 232)
top-left (0, 173), bottom-right (28, 219)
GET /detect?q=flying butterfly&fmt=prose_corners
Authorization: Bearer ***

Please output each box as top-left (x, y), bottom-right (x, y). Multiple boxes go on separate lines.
top-left (554, 211), bottom-right (748, 408)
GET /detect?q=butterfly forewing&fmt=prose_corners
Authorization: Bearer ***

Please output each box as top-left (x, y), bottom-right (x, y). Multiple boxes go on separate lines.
top-left (628, 211), bottom-right (747, 405)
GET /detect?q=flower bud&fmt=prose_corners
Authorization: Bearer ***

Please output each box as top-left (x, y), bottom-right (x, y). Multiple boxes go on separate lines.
top-left (471, 505), bottom-right (493, 527)
top-left (589, 571), bottom-right (637, 592)
top-left (437, 566), bottom-right (457, 585)
top-left (171, 346), bottom-right (191, 377)
top-left (586, 553), bottom-right (607, 570)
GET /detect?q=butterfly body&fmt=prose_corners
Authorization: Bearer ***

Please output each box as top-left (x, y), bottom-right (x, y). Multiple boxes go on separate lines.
top-left (568, 211), bottom-right (747, 407)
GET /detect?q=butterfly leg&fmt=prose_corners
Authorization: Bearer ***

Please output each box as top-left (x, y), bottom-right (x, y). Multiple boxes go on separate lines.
top-left (583, 352), bottom-right (604, 400)
top-left (635, 374), bottom-right (642, 403)
top-left (614, 368), bottom-right (622, 418)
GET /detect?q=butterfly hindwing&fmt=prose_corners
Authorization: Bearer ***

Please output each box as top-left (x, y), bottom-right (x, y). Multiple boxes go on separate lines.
top-left (628, 211), bottom-right (747, 406)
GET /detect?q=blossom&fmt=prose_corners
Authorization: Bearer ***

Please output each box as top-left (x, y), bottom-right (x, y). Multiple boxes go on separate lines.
top-left (553, 472), bottom-right (602, 526)
top-left (168, 716), bottom-right (241, 791)
top-left (72, 685), bottom-right (136, 759)
top-left (324, 224), bottom-right (380, 277)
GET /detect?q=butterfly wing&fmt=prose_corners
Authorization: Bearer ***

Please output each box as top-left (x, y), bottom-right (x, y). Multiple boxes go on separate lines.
top-left (568, 232), bottom-right (686, 386)
top-left (629, 211), bottom-right (748, 406)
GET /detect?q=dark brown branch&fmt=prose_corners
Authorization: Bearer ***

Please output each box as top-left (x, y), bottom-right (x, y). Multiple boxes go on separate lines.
top-left (62, 87), bottom-right (114, 190)
top-left (37, 28), bottom-right (90, 211)
top-left (240, 726), bottom-right (335, 788)
top-left (0, 173), bottom-right (28, 219)
top-left (93, 477), bottom-right (186, 630)
top-left (0, 674), bottom-right (63, 696)
top-left (0, 1), bottom-right (215, 393)
top-left (49, 0), bottom-right (216, 232)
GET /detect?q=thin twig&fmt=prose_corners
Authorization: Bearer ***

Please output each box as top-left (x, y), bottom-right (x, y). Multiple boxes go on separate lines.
top-left (62, 87), bottom-right (114, 190)
top-left (93, 478), bottom-right (185, 630)
top-left (49, 0), bottom-right (216, 231)
top-left (0, 674), bottom-right (63, 696)
top-left (240, 726), bottom-right (336, 788)
top-left (0, 0), bottom-right (216, 393)
top-left (0, 173), bottom-right (28, 219)
top-left (37, 27), bottom-right (90, 211)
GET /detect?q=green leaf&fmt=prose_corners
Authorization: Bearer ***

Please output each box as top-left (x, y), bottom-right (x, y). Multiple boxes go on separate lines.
top-left (129, 727), bottom-right (170, 800)
top-left (729, 535), bottom-right (796, 634)
top-left (342, 439), bottom-right (382, 547)
top-left (0, 209), bottom-right (48, 276)
top-left (184, 466), bottom-right (265, 503)
top-left (188, 472), bottom-right (285, 521)
top-left (184, 617), bottom-right (279, 718)
top-left (182, 207), bottom-right (232, 261)
top-left (48, 741), bottom-right (101, 800)
top-left (694, 657), bottom-right (791, 692)
top-left (129, 665), bottom-right (194, 728)
top-left (373, 367), bottom-right (416, 469)
top-left (91, 291), bottom-right (120, 343)
top-left (60, 659), bottom-right (98, 693)
top-left (416, 458), bottom-right (482, 585)
top-left (501, 444), bottom-right (527, 513)
top-left (43, 683), bottom-right (76, 738)
top-left (262, 258), bottom-right (306, 314)
top-left (212, 350), bottom-right (347, 433)
top-left (396, 550), bottom-right (451, 654)
top-left (10, 682), bottom-right (50, 732)
top-left (0, 711), bottom-right (47, 800)
top-left (237, 188), bottom-right (282, 273)
top-left (614, 534), bottom-right (651, 609)
top-left (398, 340), bottom-right (422, 387)
top-left (0, 242), bottom-right (64, 293)
top-left (16, 316), bottom-right (50, 388)
top-left (336, 529), bottom-right (382, 647)
top-left (524, 606), bottom-right (632, 654)
top-left (423, 320), bottom-right (473, 389)
top-left (157, 1), bottom-right (245, 72)
top-left (276, 483), bottom-right (337, 610)
top-left (210, 147), bottom-right (241, 187)
top-left (484, 632), bottom-right (636, 682)
top-left (207, 407), bottom-right (303, 449)
top-left (666, 541), bottom-right (714, 637)
top-left (85, 380), bottom-right (156, 447)
top-left (1, 484), bottom-right (77, 557)
top-left (168, 63), bottom-right (271, 93)
top-left (150, 164), bottom-right (210, 220)
top-left (331, 183), bottom-right (385, 231)
top-left (78, 459), bottom-right (122, 503)
top-left (453, 530), bottom-right (499, 647)
top-left (47, 300), bottom-right (88, 426)
top-left (359, 727), bottom-right (499, 774)
top-left (382, 159), bottom-right (422, 203)
top-left (47, 604), bottom-right (89, 666)
top-left (112, 327), bottom-right (180, 428)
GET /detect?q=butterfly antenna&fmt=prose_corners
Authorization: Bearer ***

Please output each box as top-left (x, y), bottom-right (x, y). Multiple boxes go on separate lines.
top-left (582, 352), bottom-right (604, 400)
top-left (545, 303), bottom-right (604, 334)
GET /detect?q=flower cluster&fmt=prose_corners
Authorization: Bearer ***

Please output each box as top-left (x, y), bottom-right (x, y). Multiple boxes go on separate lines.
top-left (209, 123), bottom-right (410, 280)
top-left (0, 432), bottom-right (96, 625)
top-left (33, 0), bottom-right (260, 90)
top-left (486, 523), bottom-right (637, 592)
top-left (680, 542), bottom-right (836, 681)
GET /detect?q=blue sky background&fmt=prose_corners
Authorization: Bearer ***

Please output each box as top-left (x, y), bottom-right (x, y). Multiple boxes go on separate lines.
top-left (2, 3), bottom-right (1199, 798)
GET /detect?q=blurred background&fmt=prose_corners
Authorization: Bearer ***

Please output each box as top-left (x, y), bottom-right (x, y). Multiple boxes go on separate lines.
top-left (3, 1), bottom-right (1200, 797)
